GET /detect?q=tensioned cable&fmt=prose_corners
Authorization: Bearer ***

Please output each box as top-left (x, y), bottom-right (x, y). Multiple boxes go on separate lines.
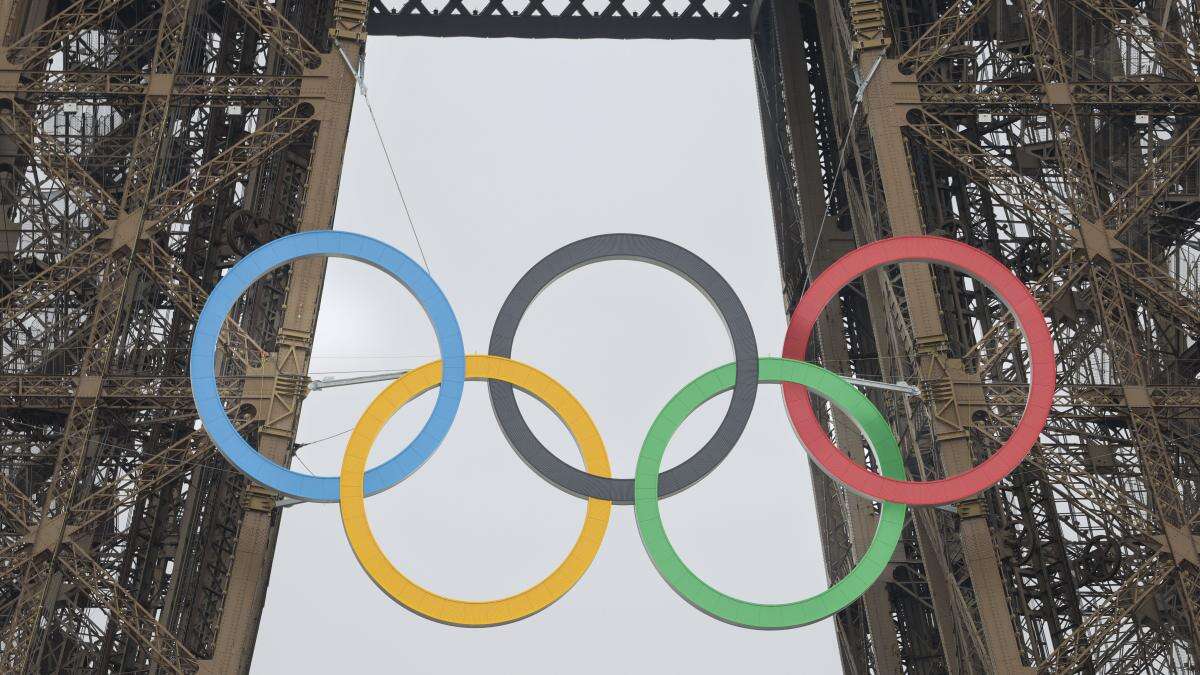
top-left (748, 36), bottom-right (883, 292)
top-left (292, 453), bottom-right (317, 475)
top-left (800, 54), bottom-right (884, 294)
top-left (294, 426), bottom-right (354, 449)
top-left (336, 45), bottom-right (433, 273)
top-left (750, 38), bottom-right (886, 377)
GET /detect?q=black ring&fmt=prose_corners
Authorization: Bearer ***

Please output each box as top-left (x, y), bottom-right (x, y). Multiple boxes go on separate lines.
top-left (488, 233), bottom-right (759, 504)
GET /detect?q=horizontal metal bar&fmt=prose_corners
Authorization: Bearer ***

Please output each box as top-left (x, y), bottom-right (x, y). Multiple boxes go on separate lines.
top-left (308, 371), bottom-right (410, 391)
top-left (366, 12), bottom-right (751, 39)
top-left (308, 369), bottom-right (920, 395)
top-left (841, 376), bottom-right (921, 396)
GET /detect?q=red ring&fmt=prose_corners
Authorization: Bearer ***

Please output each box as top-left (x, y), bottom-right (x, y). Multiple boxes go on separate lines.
top-left (782, 236), bottom-right (1055, 506)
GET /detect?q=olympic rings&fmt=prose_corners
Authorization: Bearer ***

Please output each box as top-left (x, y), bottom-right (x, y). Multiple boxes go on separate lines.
top-left (189, 231), bottom-right (466, 502)
top-left (488, 233), bottom-right (759, 504)
top-left (187, 230), bottom-right (1056, 630)
top-left (339, 355), bottom-right (612, 627)
top-left (633, 358), bottom-right (906, 629)
top-left (781, 236), bottom-right (1055, 506)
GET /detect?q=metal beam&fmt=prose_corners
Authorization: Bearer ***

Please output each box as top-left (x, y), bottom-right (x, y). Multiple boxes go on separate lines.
top-left (367, 0), bottom-right (751, 39)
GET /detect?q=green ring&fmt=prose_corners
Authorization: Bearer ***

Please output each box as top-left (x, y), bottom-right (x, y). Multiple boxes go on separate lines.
top-left (633, 357), bottom-right (908, 629)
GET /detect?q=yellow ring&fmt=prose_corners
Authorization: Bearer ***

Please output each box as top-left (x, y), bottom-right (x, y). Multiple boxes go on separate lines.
top-left (338, 355), bottom-right (613, 627)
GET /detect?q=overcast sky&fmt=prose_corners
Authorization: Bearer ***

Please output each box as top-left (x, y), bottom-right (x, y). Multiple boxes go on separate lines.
top-left (250, 36), bottom-right (843, 673)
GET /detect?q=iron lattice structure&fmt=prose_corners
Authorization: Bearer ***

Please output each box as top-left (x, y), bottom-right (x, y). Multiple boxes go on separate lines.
top-left (0, 0), bottom-right (1196, 673)
top-left (748, 0), bottom-right (1200, 670)
top-left (0, 0), bottom-right (365, 671)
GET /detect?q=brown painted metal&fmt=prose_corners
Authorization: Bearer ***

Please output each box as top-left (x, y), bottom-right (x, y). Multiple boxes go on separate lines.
top-left (760, 0), bottom-right (1200, 669)
top-left (0, 0), bottom-right (364, 671)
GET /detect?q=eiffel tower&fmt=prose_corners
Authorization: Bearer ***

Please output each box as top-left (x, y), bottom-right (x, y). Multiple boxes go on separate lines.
top-left (0, 0), bottom-right (1197, 672)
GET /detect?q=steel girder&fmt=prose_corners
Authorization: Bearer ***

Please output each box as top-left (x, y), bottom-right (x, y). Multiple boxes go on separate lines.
top-left (757, 0), bottom-right (1200, 669)
top-left (0, 0), bottom-right (364, 672)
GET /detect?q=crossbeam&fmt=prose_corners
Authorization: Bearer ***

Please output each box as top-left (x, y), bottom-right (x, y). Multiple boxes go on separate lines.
top-left (366, 0), bottom-right (752, 39)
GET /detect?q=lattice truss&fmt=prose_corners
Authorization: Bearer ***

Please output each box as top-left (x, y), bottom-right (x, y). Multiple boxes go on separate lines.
top-left (752, 0), bottom-right (1200, 669)
top-left (0, 0), bottom-right (362, 672)
top-left (367, 0), bottom-right (751, 37)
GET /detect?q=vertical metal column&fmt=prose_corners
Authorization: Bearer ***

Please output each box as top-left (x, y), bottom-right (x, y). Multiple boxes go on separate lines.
top-left (753, 1), bottom-right (902, 671)
top-left (202, 5), bottom-right (366, 672)
top-left (0, 1), bottom-right (358, 671)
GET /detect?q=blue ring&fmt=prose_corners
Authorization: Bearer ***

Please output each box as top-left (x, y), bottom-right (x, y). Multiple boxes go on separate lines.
top-left (188, 231), bottom-right (465, 502)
